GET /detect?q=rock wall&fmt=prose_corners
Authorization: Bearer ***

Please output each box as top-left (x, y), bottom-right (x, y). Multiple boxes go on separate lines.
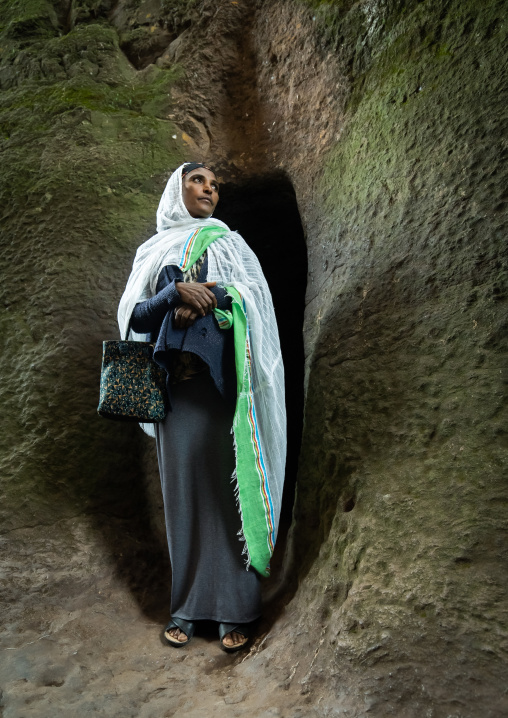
top-left (0, 0), bottom-right (186, 631)
top-left (261, 1), bottom-right (508, 714)
top-left (0, 0), bottom-right (506, 715)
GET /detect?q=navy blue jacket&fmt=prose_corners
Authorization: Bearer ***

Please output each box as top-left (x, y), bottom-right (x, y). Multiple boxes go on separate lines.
top-left (130, 256), bottom-right (236, 408)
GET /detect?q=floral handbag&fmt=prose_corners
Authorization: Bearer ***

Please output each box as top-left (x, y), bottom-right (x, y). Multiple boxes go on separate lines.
top-left (97, 338), bottom-right (169, 422)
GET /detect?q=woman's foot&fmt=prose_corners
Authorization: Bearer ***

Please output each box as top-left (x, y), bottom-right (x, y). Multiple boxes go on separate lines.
top-left (218, 623), bottom-right (250, 652)
top-left (165, 626), bottom-right (189, 644)
top-left (164, 618), bottom-right (195, 647)
top-left (221, 630), bottom-right (248, 650)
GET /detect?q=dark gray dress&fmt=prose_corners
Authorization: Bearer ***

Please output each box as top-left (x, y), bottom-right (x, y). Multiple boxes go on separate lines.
top-left (155, 371), bottom-right (261, 623)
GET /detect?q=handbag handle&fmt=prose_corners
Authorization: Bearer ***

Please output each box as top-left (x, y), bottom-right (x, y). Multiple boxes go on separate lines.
top-left (123, 319), bottom-right (154, 348)
top-left (123, 319), bottom-right (132, 342)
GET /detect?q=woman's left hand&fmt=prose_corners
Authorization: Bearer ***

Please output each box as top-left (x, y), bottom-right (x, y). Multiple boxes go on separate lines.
top-left (174, 303), bottom-right (200, 329)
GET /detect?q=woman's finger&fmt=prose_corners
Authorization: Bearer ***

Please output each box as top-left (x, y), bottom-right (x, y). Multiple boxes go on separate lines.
top-left (182, 306), bottom-right (196, 327)
top-left (174, 304), bottom-right (199, 328)
top-left (196, 286), bottom-right (217, 312)
top-left (176, 282), bottom-right (217, 314)
top-left (203, 287), bottom-right (218, 309)
top-left (197, 287), bottom-right (216, 312)
top-left (174, 307), bottom-right (187, 328)
top-left (177, 285), bottom-right (206, 314)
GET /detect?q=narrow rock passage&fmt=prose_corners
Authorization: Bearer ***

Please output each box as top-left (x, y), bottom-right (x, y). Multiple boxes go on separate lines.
top-left (1, 0), bottom-right (507, 715)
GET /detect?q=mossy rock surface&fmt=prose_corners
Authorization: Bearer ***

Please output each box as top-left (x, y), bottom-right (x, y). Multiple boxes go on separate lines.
top-left (285, 0), bottom-right (507, 708)
top-left (0, 7), bottom-right (184, 535)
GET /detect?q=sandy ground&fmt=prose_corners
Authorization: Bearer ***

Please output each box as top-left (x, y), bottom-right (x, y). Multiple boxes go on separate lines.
top-left (1, 517), bottom-right (325, 718)
top-left (3, 510), bottom-right (507, 718)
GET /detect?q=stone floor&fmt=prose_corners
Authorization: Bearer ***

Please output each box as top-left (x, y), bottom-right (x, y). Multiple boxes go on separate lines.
top-left (0, 516), bottom-right (326, 718)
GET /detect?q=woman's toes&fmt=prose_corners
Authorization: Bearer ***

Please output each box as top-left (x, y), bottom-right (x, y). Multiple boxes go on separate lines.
top-left (166, 627), bottom-right (188, 642)
top-left (235, 631), bottom-right (247, 646)
top-left (223, 631), bottom-right (247, 647)
top-left (222, 633), bottom-right (232, 647)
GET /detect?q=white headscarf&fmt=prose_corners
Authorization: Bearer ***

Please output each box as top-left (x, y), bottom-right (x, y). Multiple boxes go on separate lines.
top-left (117, 163), bottom-right (286, 571)
top-left (118, 164), bottom-right (229, 341)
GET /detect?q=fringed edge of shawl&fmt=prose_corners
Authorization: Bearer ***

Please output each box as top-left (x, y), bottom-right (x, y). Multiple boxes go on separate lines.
top-left (230, 431), bottom-right (252, 572)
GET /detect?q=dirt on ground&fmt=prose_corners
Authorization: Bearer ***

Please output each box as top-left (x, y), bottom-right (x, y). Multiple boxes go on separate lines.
top-left (1, 516), bottom-right (322, 718)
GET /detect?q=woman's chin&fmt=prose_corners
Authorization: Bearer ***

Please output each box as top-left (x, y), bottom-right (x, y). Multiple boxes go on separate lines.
top-left (190, 210), bottom-right (213, 219)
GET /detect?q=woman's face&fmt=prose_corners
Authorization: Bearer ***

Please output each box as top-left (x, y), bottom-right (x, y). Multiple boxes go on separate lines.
top-left (182, 168), bottom-right (219, 218)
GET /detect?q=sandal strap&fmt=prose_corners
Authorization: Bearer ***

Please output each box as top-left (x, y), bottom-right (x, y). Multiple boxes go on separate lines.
top-left (165, 617), bottom-right (195, 639)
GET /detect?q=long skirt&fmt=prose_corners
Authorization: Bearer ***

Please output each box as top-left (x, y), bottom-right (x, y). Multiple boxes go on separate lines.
top-left (155, 371), bottom-right (261, 624)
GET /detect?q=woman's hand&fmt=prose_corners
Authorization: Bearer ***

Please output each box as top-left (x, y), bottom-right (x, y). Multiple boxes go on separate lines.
top-left (175, 281), bottom-right (217, 316)
top-left (173, 303), bottom-right (200, 329)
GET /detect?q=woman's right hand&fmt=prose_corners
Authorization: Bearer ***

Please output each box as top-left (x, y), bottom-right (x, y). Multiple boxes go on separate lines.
top-left (175, 281), bottom-right (217, 316)
top-left (173, 303), bottom-right (200, 329)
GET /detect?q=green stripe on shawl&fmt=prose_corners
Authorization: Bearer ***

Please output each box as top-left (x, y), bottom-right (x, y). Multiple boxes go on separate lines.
top-left (213, 308), bottom-right (233, 329)
top-left (181, 226), bottom-right (228, 270)
top-left (227, 286), bottom-right (272, 577)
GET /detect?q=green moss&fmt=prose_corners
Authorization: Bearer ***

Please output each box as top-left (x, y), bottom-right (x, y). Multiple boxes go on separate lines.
top-left (0, 20), bottom-right (183, 147)
top-left (161, 0), bottom-right (204, 32)
top-left (0, 9), bottom-right (189, 513)
top-left (71, 0), bottom-right (112, 24)
top-left (0, 0), bottom-right (59, 39)
top-left (3, 67), bottom-right (180, 116)
top-left (322, 0), bottom-right (507, 162)
top-left (0, 7), bottom-right (189, 519)
top-left (298, 0), bottom-right (356, 10)
top-left (297, 0), bottom-right (424, 62)
top-left (295, 0), bottom-right (508, 606)
top-left (160, 0), bottom-right (199, 16)
top-left (298, 0), bottom-right (503, 84)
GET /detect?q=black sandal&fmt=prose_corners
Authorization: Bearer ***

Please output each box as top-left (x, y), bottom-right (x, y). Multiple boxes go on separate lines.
top-left (218, 623), bottom-right (250, 652)
top-left (164, 617), bottom-right (195, 647)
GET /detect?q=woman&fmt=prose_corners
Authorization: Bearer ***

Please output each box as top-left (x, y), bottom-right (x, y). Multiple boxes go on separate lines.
top-left (117, 163), bottom-right (286, 651)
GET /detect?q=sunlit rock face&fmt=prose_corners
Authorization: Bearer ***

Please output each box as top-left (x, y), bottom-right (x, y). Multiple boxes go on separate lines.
top-left (1, 0), bottom-right (506, 715)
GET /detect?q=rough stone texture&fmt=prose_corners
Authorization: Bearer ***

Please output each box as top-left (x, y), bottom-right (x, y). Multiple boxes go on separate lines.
top-left (1, 0), bottom-right (507, 716)
top-left (288, 1), bottom-right (508, 713)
